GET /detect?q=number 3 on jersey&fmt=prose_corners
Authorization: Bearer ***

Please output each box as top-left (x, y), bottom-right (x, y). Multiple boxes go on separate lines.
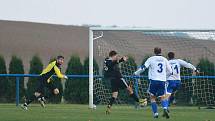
top-left (157, 63), bottom-right (163, 73)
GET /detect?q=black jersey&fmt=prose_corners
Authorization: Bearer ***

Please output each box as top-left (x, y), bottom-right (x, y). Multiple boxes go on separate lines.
top-left (103, 57), bottom-right (124, 78)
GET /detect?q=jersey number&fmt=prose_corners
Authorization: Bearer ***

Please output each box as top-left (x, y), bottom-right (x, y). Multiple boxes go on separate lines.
top-left (172, 65), bottom-right (179, 74)
top-left (157, 63), bottom-right (163, 73)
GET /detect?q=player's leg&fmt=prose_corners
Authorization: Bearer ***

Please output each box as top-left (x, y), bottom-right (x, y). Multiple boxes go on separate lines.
top-left (36, 79), bottom-right (51, 108)
top-left (22, 92), bottom-right (44, 110)
top-left (22, 78), bottom-right (46, 110)
top-left (36, 92), bottom-right (46, 108)
top-left (170, 92), bottom-right (177, 104)
top-left (166, 80), bottom-right (174, 105)
top-left (168, 93), bottom-right (174, 104)
top-left (106, 78), bottom-right (119, 114)
top-left (106, 91), bottom-right (118, 114)
top-left (22, 78), bottom-right (42, 109)
top-left (161, 96), bottom-right (170, 119)
top-left (167, 80), bottom-right (181, 106)
top-left (150, 95), bottom-right (158, 118)
top-left (38, 79), bottom-right (57, 105)
top-left (48, 81), bottom-right (60, 97)
top-left (108, 91), bottom-right (118, 107)
top-left (108, 79), bottom-right (119, 107)
top-left (148, 80), bottom-right (159, 118)
top-left (159, 81), bottom-right (170, 119)
top-left (171, 81), bottom-right (181, 105)
top-left (120, 78), bottom-right (139, 102)
top-left (22, 93), bottom-right (37, 110)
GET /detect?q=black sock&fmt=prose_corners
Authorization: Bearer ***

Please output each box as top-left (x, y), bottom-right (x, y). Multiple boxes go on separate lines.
top-left (41, 96), bottom-right (46, 101)
top-left (130, 93), bottom-right (139, 102)
top-left (108, 97), bottom-right (116, 106)
top-left (26, 95), bottom-right (36, 105)
top-left (36, 95), bottom-right (44, 101)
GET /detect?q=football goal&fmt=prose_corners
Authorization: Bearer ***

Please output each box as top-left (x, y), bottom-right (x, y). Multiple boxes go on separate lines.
top-left (88, 27), bottom-right (215, 109)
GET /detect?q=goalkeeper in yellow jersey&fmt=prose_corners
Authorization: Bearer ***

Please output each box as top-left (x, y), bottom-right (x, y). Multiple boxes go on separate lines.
top-left (22, 56), bottom-right (68, 110)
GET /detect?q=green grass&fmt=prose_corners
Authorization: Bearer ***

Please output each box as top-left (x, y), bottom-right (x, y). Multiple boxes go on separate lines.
top-left (0, 104), bottom-right (214, 121)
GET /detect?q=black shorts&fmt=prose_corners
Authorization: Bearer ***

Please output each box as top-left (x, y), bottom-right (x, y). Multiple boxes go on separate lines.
top-left (109, 78), bottom-right (129, 92)
top-left (35, 76), bottom-right (56, 94)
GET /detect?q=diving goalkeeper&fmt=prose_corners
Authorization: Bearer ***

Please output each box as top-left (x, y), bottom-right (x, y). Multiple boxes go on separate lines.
top-left (22, 55), bottom-right (68, 110)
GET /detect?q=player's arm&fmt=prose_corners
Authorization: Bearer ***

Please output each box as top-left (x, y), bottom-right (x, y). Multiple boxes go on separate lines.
top-left (40, 61), bottom-right (55, 75)
top-left (178, 59), bottom-right (198, 72)
top-left (54, 66), bottom-right (68, 79)
top-left (108, 56), bottom-right (127, 66)
top-left (112, 56), bottom-right (127, 64)
top-left (118, 58), bottom-right (124, 63)
top-left (134, 58), bottom-right (150, 75)
top-left (118, 56), bottom-right (128, 63)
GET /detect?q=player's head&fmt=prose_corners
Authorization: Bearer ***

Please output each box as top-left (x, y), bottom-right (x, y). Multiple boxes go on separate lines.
top-left (154, 47), bottom-right (162, 55)
top-left (56, 55), bottom-right (64, 65)
top-left (168, 52), bottom-right (175, 60)
top-left (109, 50), bottom-right (118, 60)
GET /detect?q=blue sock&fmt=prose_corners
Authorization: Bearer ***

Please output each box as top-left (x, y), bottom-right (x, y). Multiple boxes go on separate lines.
top-left (151, 102), bottom-right (158, 114)
top-left (161, 99), bottom-right (169, 109)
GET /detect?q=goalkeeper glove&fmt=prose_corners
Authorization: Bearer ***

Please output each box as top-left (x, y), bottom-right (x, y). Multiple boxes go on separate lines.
top-left (64, 75), bottom-right (68, 79)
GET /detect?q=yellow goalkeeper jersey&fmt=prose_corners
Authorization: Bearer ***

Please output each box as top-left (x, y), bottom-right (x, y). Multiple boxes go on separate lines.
top-left (40, 61), bottom-right (64, 83)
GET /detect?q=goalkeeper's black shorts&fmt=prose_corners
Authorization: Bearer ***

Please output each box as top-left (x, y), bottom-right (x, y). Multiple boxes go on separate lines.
top-left (109, 78), bottom-right (129, 92)
top-left (35, 76), bottom-right (56, 94)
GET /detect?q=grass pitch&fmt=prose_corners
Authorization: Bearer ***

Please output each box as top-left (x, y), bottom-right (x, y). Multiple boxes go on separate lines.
top-left (0, 104), bottom-right (214, 121)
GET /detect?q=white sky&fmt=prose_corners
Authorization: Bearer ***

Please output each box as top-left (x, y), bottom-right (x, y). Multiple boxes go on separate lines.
top-left (0, 0), bottom-right (214, 29)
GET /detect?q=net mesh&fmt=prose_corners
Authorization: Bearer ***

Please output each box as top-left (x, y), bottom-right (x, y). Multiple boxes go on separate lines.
top-left (92, 30), bottom-right (215, 106)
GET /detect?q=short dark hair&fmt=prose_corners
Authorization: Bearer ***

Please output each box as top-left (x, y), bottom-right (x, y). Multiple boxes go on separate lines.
top-left (168, 52), bottom-right (175, 59)
top-left (109, 50), bottom-right (117, 57)
top-left (57, 55), bottom-right (64, 59)
top-left (154, 47), bottom-right (162, 55)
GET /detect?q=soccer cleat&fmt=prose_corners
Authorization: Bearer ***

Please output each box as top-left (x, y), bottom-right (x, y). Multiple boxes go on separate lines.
top-left (38, 98), bottom-right (46, 108)
top-left (106, 105), bottom-right (111, 115)
top-left (162, 109), bottom-right (170, 119)
top-left (21, 104), bottom-right (28, 111)
top-left (154, 113), bottom-right (159, 118)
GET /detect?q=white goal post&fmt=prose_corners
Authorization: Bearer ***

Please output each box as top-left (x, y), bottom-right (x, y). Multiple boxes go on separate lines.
top-left (88, 27), bottom-right (215, 109)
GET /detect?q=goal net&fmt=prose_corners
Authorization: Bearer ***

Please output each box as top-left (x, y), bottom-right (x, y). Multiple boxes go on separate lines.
top-left (89, 28), bottom-right (215, 108)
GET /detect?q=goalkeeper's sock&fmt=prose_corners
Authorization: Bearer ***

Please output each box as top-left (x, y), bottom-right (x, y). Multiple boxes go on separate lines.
top-left (37, 95), bottom-right (45, 101)
top-left (108, 97), bottom-right (116, 106)
top-left (40, 96), bottom-right (46, 102)
top-left (26, 95), bottom-right (36, 105)
top-left (130, 93), bottom-right (139, 102)
top-left (151, 102), bottom-right (158, 114)
top-left (161, 99), bottom-right (169, 110)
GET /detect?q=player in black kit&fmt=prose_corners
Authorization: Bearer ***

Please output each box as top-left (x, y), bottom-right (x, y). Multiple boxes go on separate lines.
top-left (104, 50), bottom-right (145, 114)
